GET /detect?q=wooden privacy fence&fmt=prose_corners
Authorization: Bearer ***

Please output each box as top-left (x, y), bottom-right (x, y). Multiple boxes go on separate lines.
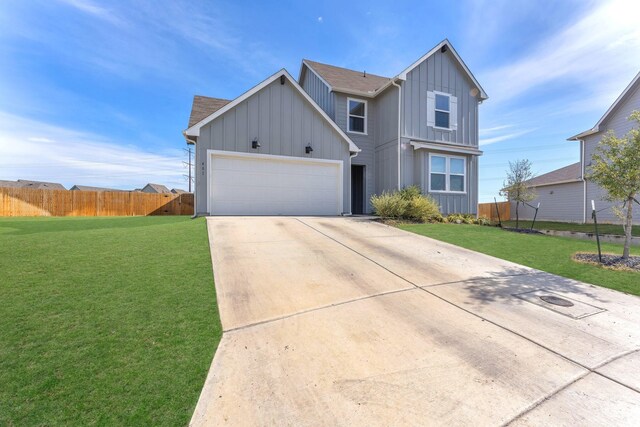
top-left (478, 201), bottom-right (510, 222)
top-left (0, 187), bottom-right (194, 217)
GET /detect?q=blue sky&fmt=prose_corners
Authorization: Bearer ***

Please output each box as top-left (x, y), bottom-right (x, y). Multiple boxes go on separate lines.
top-left (0, 0), bottom-right (638, 198)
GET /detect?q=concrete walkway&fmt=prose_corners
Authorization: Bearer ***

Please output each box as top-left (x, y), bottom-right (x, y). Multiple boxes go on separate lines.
top-left (192, 217), bottom-right (640, 426)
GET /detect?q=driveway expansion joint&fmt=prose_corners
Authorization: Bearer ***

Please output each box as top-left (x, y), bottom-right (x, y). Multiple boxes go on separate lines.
top-left (296, 217), bottom-right (640, 395)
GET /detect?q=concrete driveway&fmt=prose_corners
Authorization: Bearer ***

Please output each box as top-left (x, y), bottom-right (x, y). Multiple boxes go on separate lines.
top-left (192, 217), bottom-right (640, 426)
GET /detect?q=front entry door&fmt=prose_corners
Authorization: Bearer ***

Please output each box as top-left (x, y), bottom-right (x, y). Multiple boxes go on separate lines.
top-left (351, 165), bottom-right (365, 214)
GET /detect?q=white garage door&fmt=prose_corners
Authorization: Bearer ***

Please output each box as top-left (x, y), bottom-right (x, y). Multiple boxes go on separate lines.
top-left (209, 151), bottom-right (343, 215)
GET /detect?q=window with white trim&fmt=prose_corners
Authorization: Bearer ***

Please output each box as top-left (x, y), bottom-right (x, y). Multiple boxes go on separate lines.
top-left (347, 98), bottom-right (367, 134)
top-left (429, 154), bottom-right (466, 193)
top-left (434, 93), bottom-right (450, 129)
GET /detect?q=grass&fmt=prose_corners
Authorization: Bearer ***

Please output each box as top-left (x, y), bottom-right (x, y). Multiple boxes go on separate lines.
top-left (502, 219), bottom-right (640, 237)
top-left (398, 223), bottom-right (640, 296)
top-left (0, 216), bottom-right (221, 426)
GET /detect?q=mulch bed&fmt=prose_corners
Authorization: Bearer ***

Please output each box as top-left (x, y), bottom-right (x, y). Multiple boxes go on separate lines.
top-left (574, 252), bottom-right (640, 272)
top-left (501, 227), bottom-right (543, 235)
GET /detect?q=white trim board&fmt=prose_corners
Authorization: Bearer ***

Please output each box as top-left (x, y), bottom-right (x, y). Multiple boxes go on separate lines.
top-left (568, 70), bottom-right (640, 140)
top-left (185, 69), bottom-right (360, 154)
top-left (410, 141), bottom-right (483, 156)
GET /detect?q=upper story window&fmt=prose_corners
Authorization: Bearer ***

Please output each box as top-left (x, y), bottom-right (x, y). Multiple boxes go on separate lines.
top-left (427, 91), bottom-right (457, 131)
top-left (435, 94), bottom-right (450, 128)
top-left (429, 154), bottom-right (466, 193)
top-left (347, 98), bottom-right (367, 134)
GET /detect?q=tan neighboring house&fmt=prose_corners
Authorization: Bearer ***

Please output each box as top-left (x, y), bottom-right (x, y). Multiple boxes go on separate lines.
top-left (518, 71), bottom-right (640, 224)
top-left (70, 185), bottom-right (125, 192)
top-left (141, 183), bottom-right (171, 194)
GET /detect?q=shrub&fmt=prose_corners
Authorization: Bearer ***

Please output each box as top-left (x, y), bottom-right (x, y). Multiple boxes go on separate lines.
top-left (476, 216), bottom-right (492, 226)
top-left (370, 186), bottom-right (441, 223)
top-left (370, 192), bottom-right (409, 219)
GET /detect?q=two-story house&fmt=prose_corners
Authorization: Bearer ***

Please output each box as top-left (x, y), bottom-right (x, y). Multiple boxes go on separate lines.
top-left (184, 39), bottom-right (487, 216)
top-left (517, 71), bottom-right (640, 224)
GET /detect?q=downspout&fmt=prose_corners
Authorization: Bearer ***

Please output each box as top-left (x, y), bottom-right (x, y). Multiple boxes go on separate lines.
top-left (391, 80), bottom-right (402, 190)
top-left (344, 151), bottom-right (359, 216)
top-left (182, 131), bottom-right (199, 219)
top-left (581, 139), bottom-right (587, 223)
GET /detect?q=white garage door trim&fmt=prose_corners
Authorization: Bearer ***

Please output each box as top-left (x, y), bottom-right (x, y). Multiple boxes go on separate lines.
top-left (207, 149), bottom-right (343, 215)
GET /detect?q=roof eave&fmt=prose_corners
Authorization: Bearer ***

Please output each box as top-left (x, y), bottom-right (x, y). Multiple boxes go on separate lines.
top-left (567, 128), bottom-right (598, 141)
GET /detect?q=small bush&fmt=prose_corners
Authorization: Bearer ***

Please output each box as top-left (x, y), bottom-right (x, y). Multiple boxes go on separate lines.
top-left (476, 216), bottom-right (492, 226)
top-left (370, 186), bottom-right (441, 223)
top-left (370, 192), bottom-right (409, 219)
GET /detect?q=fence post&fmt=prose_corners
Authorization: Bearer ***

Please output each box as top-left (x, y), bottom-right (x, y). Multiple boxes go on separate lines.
top-left (591, 200), bottom-right (602, 263)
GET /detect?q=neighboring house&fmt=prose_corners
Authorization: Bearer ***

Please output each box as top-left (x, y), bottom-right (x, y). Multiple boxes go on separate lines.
top-left (70, 185), bottom-right (124, 192)
top-left (0, 179), bottom-right (66, 190)
top-left (141, 183), bottom-right (171, 194)
top-left (518, 71), bottom-right (640, 224)
top-left (171, 188), bottom-right (189, 194)
top-left (184, 39), bottom-right (487, 216)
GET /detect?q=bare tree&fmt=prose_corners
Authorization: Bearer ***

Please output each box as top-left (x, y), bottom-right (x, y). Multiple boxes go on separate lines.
top-left (588, 111), bottom-right (640, 259)
top-left (500, 159), bottom-right (536, 229)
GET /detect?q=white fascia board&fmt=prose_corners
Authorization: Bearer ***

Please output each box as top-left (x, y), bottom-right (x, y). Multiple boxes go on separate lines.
top-left (567, 71), bottom-right (640, 141)
top-left (528, 179), bottom-right (583, 188)
top-left (410, 140), bottom-right (483, 156)
top-left (396, 39), bottom-right (488, 100)
top-left (185, 69), bottom-right (360, 153)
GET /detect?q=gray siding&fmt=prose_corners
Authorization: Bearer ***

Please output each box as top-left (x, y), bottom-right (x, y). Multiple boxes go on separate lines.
top-left (334, 92), bottom-right (376, 212)
top-left (583, 81), bottom-right (640, 224)
top-left (195, 78), bottom-right (351, 214)
top-left (402, 49), bottom-right (479, 146)
top-left (513, 182), bottom-right (584, 222)
top-left (416, 151), bottom-right (478, 215)
top-left (301, 67), bottom-right (335, 119)
top-left (374, 86), bottom-right (400, 195)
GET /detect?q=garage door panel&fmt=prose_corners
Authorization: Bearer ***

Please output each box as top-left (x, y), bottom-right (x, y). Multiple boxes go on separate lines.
top-left (210, 152), bottom-right (342, 215)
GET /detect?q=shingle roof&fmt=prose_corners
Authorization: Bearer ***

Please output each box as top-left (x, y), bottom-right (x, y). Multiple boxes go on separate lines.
top-left (1, 180), bottom-right (67, 190)
top-left (303, 59), bottom-right (391, 95)
top-left (142, 183), bottom-right (171, 194)
top-left (70, 185), bottom-right (125, 192)
top-left (188, 95), bottom-right (231, 128)
top-left (171, 188), bottom-right (189, 194)
top-left (525, 162), bottom-right (582, 187)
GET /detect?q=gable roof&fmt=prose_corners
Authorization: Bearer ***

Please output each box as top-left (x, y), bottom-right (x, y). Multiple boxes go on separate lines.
top-left (188, 96), bottom-right (231, 128)
top-left (301, 60), bottom-right (390, 96)
top-left (171, 188), bottom-right (189, 194)
top-left (1, 180), bottom-right (66, 190)
top-left (142, 183), bottom-right (171, 193)
top-left (184, 69), bottom-right (360, 153)
top-left (568, 71), bottom-right (640, 140)
top-left (396, 39), bottom-right (488, 100)
top-left (524, 162), bottom-right (582, 187)
top-left (70, 185), bottom-right (125, 192)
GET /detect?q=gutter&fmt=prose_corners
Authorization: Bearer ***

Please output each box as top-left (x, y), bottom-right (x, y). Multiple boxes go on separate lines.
top-left (391, 79), bottom-right (402, 190)
top-left (182, 130), bottom-right (199, 219)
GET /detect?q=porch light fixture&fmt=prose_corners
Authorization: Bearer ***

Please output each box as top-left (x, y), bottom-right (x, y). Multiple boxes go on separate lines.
top-left (305, 144), bottom-right (313, 154)
top-left (252, 139), bottom-right (260, 149)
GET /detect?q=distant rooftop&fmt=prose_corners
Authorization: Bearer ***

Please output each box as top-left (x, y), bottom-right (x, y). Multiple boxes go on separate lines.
top-left (525, 162), bottom-right (582, 187)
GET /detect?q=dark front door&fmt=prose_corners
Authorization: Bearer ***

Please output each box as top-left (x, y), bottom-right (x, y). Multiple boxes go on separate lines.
top-left (351, 165), bottom-right (365, 214)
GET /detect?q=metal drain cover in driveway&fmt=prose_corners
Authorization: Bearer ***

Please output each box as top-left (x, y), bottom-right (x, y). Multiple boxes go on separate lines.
top-left (539, 295), bottom-right (574, 307)
top-left (513, 289), bottom-right (605, 319)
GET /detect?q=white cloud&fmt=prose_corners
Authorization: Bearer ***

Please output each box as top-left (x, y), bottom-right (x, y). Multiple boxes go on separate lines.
top-left (483, 0), bottom-right (640, 105)
top-left (479, 128), bottom-right (536, 146)
top-left (0, 112), bottom-right (188, 190)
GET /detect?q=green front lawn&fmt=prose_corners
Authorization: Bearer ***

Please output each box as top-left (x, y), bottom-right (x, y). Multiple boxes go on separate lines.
top-left (399, 223), bottom-right (640, 296)
top-left (502, 219), bottom-right (640, 237)
top-left (0, 216), bottom-right (221, 426)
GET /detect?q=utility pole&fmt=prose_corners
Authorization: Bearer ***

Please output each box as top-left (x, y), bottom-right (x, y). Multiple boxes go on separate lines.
top-left (182, 146), bottom-right (194, 193)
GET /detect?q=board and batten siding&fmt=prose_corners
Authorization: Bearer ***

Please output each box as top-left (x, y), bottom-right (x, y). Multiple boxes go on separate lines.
top-left (334, 92), bottom-right (376, 212)
top-left (514, 182), bottom-right (584, 222)
top-left (374, 86), bottom-right (400, 194)
top-left (582, 80), bottom-right (640, 224)
top-left (401, 49), bottom-right (479, 146)
top-left (416, 150), bottom-right (478, 215)
top-left (301, 67), bottom-right (335, 119)
top-left (194, 78), bottom-right (351, 214)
